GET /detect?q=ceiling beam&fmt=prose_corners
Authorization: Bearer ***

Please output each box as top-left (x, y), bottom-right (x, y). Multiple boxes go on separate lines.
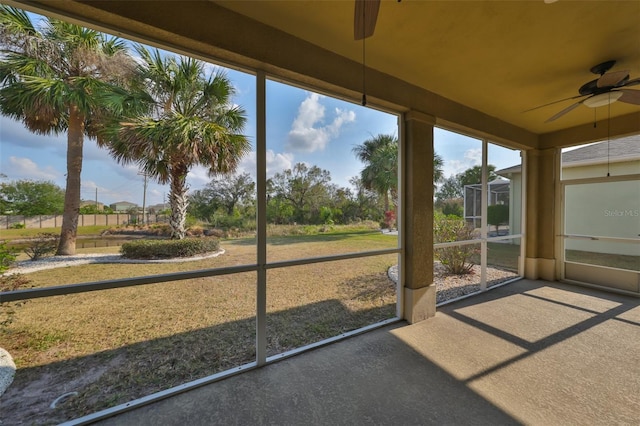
top-left (539, 112), bottom-right (640, 150)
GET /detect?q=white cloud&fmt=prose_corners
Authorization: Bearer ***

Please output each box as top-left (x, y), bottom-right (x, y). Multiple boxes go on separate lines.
top-left (266, 150), bottom-right (294, 176)
top-left (187, 165), bottom-right (212, 188)
top-left (464, 148), bottom-right (482, 164)
top-left (3, 156), bottom-right (60, 181)
top-left (286, 93), bottom-right (355, 153)
top-left (182, 150), bottom-right (293, 193)
top-left (445, 148), bottom-right (482, 177)
top-left (236, 150), bottom-right (294, 179)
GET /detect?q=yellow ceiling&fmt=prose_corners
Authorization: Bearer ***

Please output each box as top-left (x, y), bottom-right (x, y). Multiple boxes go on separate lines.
top-left (217, 0), bottom-right (640, 136)
top-left (9, 0), bottom-right (640, 143)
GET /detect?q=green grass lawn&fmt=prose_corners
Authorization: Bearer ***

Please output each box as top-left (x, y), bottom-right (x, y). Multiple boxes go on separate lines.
top-left (565, 249), bottom-right (640, 271)
top-left (0, 225), bottom-right (112, 240)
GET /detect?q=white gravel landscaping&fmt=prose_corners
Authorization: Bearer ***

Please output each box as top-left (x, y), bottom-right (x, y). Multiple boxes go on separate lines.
top-left (5, 249), bottom-right (225, 275)
top-left (388, 262), bottom-right (518, 304)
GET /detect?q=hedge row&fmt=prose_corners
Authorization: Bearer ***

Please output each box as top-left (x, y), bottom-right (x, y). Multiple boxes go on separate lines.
top-left (120, 238), bottom-right (220, 259)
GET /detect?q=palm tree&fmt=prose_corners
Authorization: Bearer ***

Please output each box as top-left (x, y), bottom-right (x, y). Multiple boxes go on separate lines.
top-left (104, 46), bottom-right (250, 239)
top-left (352, 134), bottom-right (444, 211)
top-left (433, 153), bottom-right (445, 188)
top-left (0, 6), bottom-right (136, 255)
top-left (352, 134), bottom-right (396, 212)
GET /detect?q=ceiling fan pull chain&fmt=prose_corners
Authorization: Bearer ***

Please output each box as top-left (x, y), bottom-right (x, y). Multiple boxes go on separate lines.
top-left (362, 14), bottom-right (367, 106)
top-left (607, 96), bottom-right (611, 177)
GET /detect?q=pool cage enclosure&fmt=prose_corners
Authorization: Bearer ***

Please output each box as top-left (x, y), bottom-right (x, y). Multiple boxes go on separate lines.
top-left (464, 178), bottom-right (510, 231)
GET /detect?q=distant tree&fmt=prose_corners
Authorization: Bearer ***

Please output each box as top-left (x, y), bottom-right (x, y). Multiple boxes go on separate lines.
top-left (349, 176), bottom-right (384, 222)
top-left (324, 184), bottom-right (352, 224)
top-left (433, 153), bottom-right (445, 189)
top-left (435, 175), bottom-right (463, 204)
top-left (353, 134), bottom-right (444, 212)
top-left (268, 163), bottom-right (332, 224)
top-left (435, 165), bottom-right (497, 204)
top-left (0, 180), bottom-right (65, 215)
top-left (458, 165), bottom-right (497, 187)
top-left (188, 189), bottom-right (218, 222)
top-left (352, 134), bottom-right (397, 212)
top-left (79, 204), bottom-right (103, 214)
top-left (208, 173), bottom-right (255, 216)
top-left (440, 198), bottom-right (464, 217)
top-left (189, 172), bottom-right (255, 225)
top-left (104, 46), bottom-right (250, 239)
top-left (0, 6), bottom-right (137, 254)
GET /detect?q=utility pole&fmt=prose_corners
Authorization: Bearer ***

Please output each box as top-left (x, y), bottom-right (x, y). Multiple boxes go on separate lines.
top-left (138, 171), bottom-right (148, 224)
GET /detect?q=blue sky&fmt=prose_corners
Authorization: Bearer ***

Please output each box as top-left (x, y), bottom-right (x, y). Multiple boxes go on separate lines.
top-left (0, 10), bottom-right (521, 208)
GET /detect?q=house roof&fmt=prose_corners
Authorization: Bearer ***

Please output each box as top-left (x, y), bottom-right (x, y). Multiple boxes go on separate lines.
top-left (562, 134), bottom-right (640, 165)
top-left (496, 134), bottom-right (640, 176)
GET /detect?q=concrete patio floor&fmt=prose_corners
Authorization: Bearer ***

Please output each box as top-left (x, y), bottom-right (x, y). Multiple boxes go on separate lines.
top-left (96, 279), bottom-right (640, 425)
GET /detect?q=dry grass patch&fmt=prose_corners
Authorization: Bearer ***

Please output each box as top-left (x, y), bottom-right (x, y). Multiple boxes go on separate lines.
top-left (1, 234), bottom-right (397, 424)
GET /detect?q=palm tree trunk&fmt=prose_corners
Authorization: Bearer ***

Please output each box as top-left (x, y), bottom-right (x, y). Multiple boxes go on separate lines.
top-left (56, 104), bottom-right (84, 255)
top-left (169, 166), bottom-right (189, 239)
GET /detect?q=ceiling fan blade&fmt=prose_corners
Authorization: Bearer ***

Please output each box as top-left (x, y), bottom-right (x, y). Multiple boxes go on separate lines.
top-left (623, 77), bottom-right (640, 87)
top-left (354, 0), bottom-right (380, 40)
top-left (597, 70), bottom-right (629, 88)
top-left (522, 94), bottom-right (585, 113)
top-left (618, 89), bottom-right (640, 105)
top-left (545, 100), bottom-right (583, 123)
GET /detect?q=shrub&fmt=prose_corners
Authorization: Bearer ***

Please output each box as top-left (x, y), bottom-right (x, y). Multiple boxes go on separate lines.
top-left (440, 198), bottom-right (464, 218)
top-left (120, 237), bottom-right (220, 259)
top-left (384, 210), bottom-right (396, 230)
top-left (24, 232), bottom-right (59, 261)
top-left (101, 224), bottom-right (171, 237)
top-left (1, 276), bottom-right (31, 329)
top-left (186, 226), bottom-right (205, 237)
top-left (0, 240), bottom-right (17, 272)
top-left (487, 204), bottom-right (509, 233)
top-left (434, 213), bottom-right (478, 275)
top-left (11, 223), bottom-right (25, 229)
top-left (205, 228), bottom-right (225, 238)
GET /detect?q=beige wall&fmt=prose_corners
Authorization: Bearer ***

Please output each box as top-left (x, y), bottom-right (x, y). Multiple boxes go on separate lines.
top-left (509, 173), bottom-right (523, 236)
top-left (562, 159), bottom-right (640, 180)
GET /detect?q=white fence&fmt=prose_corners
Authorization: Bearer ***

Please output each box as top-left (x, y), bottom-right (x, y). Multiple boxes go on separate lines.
top-left (1, 214), bottom-right (167, 229)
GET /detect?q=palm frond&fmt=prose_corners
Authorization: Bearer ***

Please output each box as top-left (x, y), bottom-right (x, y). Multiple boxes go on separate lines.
top-left (0, 76), bottom-right (67, 134)
top-left (0, 5), bottom-right (37, 39)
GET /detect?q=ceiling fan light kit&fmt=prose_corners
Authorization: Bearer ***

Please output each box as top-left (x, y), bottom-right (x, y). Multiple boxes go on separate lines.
top-left (583, 91), bottom-right (623, 108)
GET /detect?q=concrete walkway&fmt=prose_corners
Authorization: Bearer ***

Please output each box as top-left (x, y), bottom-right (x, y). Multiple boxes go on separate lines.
top-left (97, 279), bottom-right (640, 425)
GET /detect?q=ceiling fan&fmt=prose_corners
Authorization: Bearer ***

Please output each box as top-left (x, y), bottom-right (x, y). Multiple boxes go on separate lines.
top-left (354, 0), bottom-right (381, 40)
top-left (538, 60), bottom-right (640, 123)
